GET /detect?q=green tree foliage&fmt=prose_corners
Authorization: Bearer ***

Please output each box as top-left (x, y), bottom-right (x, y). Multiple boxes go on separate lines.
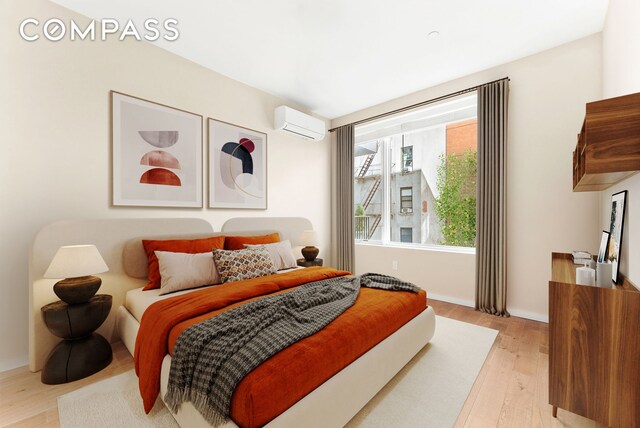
top-left (434, 150), bottom-right (477, 247)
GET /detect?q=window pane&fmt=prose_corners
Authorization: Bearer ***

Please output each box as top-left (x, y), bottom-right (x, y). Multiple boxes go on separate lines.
top-left (400, 187), bottom-right (413, 211)
top-left (354, 140), bottom-right (383, 241)
top-left (354, 93), bottom-right (477, 248)
top-left (400, 227), bottom-right (413, 243)
top-left (401, 146), bottom-right (413, 173)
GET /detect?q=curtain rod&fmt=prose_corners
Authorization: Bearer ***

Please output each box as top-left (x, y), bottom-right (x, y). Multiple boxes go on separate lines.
top-left (328, 77), bottom-right (510, 132)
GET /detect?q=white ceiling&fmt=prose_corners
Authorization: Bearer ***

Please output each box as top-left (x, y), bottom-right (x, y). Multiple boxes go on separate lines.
top-left (51, 0), bottom-right (609, 119)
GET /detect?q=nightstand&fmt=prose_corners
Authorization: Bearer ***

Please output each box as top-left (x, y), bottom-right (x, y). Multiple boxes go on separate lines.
top-left (297, 258), bottom-right (323, 267)
top-left (41, 294), bottom-right (112, 384)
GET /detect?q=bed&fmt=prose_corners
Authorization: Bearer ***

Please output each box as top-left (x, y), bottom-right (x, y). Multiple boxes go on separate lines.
top-left (29, 217), bottom-right (436, 428)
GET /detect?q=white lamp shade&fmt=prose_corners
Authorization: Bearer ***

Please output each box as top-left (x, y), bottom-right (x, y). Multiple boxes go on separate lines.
top-left (44, 245), bottom-right (109, 279)
top-left (300, 230), bottom-right (318, 247)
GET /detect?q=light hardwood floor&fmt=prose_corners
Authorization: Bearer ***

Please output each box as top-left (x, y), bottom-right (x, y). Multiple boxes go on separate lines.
top-left (429, 300), bottom-right (605, 428)
top-left (0, 300), bottom-right (604, 428)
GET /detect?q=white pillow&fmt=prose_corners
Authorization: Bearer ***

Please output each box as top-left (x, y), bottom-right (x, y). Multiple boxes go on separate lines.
top-left (244, 240), bottom-right (297, 271)
top-left (155, 251), bottom-right (221, 295)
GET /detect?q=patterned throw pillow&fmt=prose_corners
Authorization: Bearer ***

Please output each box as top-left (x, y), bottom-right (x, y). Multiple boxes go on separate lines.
top-left (212, 247), bottom-right (276, 283)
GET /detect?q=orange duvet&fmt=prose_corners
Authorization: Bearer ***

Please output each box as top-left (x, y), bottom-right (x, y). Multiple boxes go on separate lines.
top-left (135, 267), bottom-right (427, 427)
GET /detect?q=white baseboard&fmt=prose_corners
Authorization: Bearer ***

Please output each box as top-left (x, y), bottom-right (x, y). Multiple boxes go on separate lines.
top-left (427, 293), bottom-right (548, 323)
top-left (507, 309), bottom-right (548, 323)
top-left (0, 356), bottom-right (29, 373)
top-left (427, 293), bottom-right (475, 308)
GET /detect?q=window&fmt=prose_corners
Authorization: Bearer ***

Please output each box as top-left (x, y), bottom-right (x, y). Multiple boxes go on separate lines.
top-left (401, 145), bottom-right (413, 173)
top-left (400, 187), bottom-right (413, 213)
top-left (400, 227), bottom-right (413, 243)
top-left (353, 93), bottom-right (477, 249)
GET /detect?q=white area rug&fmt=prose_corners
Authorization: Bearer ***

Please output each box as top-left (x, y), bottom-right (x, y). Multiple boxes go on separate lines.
top-left (58, 316), bottom-right (497, 428)
top-left (58, 369), bottom-right (179, 428)
top-left (346, 316), bottom-right (498, 427)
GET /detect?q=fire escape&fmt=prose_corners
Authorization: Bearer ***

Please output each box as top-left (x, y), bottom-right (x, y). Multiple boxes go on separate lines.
top-left (357, 151), bottom-right (376, 178)
top-left (356, 143), bottom-right (382, 240)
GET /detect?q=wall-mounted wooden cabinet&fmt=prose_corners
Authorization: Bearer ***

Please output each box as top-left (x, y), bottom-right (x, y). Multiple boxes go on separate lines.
top-left (573, 92), bottom-right (640, 192)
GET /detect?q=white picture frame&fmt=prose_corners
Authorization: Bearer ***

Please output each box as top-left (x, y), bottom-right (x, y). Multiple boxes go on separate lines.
top-left (208, 118), bottom-right (267, 209)
top-left (112, 91), bottom-right (203, 207)
top-left (597, 230), bottom-right (610, 264)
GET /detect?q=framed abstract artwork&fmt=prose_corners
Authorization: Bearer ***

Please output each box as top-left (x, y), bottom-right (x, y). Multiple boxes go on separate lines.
top-left (607, 190), bottom-right (627, 284)
top-left (208, 118), bottom-right (267, 209)
top-left (111, 91), bottom-right (203, 207)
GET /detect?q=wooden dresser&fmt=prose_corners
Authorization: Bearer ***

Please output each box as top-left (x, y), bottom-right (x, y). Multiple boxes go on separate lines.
top-left (549, 253), bottom-right (640, 427)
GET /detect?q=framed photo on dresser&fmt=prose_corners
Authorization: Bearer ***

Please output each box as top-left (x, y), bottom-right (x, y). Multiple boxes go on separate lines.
top-left (597, 230), bottom-right (610, 263)
top-left (607, 190), bottom-right (627, 284)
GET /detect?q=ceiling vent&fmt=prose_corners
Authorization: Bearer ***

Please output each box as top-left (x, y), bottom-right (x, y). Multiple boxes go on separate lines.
top-left (274, 106), bottom-right (325, 141)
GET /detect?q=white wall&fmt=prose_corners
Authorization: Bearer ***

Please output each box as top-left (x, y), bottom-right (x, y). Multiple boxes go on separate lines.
top-left (602, 0), bottom-right (640, 98)
top-left (599, 0), bottom-right (640, 287)
top-left (332, 35), bottom-right (603, 321)
top-left (0, 0), bottom-right (331, 371)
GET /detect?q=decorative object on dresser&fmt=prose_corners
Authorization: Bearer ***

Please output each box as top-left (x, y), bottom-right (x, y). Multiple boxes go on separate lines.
top-left (111, 91), bottom-right (203, 208)
top-left (548, 252), bottom-right (640, 426)
top-left (44, 245), bottom-right (109, 304)
top-left (597, 231), bottom-right (610, 263)
top-left (300, 229), bottom-right (319, 261)
top-left (596, 261), bottom-right (613, 288)
top-left (572, 91), bottom-right (640, 191)
top-left (208, 118), bottom-right (267, 209)
top-left (571, 250), bottom-right (593, 266)
top-left (42, 244), bottom-right (112, 384)
top-left (575, 264), bottom-right (595, 286)
top-left (297, 258), bottom-right (323, 267)
top-left (608, 190), bottom-right (627, 283)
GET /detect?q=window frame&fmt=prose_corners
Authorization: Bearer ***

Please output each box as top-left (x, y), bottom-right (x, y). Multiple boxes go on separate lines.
top-left (353, 93), bottom-right (478, 253)
top-left (399, 227), bottom-right (413, 243)
top-left (399, 186), bottom-right (413, 213)
top-left (401, 145), bottom-right (413, 173)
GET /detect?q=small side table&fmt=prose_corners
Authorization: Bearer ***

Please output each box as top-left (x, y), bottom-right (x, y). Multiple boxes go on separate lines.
top-left (297, 258), bottom-right (323, 267)
top-left (41, 294), bottom-right (112, 384)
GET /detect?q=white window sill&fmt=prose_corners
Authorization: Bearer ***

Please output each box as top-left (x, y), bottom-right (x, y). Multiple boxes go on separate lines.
top-left (355, 240), bottom-right (476, 255)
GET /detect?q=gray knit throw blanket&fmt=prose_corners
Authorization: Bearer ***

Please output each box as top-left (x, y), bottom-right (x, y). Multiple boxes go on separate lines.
top-left (164, 273), bottom-right (419, 426)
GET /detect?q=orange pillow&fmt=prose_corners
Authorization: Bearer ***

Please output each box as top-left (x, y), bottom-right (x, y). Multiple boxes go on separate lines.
top-left (142, 236), bottom-right (226, 291)
top-left (224, 233), bottom-right (281, 251)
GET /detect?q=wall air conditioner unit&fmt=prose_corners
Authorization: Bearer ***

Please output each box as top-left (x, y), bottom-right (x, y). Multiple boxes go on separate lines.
top-left (274, 105), bottom-right (325, 141)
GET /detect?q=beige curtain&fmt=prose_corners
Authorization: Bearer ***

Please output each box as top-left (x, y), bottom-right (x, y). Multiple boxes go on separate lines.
top-left (476, 79), bottom-right (509, 317)
top-left (335, 124), bottom-right (355, 272)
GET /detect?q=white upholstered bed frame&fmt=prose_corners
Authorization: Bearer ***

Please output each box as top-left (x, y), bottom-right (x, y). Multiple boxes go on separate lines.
top-left (29, 217), bottom-right (436, 428)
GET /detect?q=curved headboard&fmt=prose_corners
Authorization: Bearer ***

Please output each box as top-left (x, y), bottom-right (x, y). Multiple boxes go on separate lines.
top-left (29, 217), bottom-right (313, 372)
top-left (122, 233), bottom-right (224, 279)
top-left (121, 229), bottom-right (283, 279)
top-left (29, 218), bottom-right (214, 372)
top-left (222, 217), bottom-right (312, 244)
